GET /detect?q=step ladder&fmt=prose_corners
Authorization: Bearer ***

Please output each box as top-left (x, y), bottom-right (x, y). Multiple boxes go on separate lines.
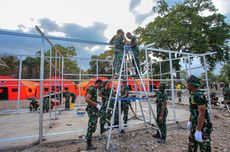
top-left (104, 45), bottom-right (162, 150)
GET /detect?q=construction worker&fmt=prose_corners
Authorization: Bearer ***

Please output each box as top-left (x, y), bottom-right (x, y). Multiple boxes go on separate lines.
top-left (221, 82), bottom-right (230, 108)
top-left (85, 79), bottom-right (103, 150)
top-left (70, 92), bottom-right (76, 104)
top-left (186, 75), bottom-right (213, 152)
top-left (126, 32), bottom-right (140, 75)
top-left (43, 96), bottom-right (52, 113)
top-left (98, 81), bottom-right (111, 135)
top-left (109, 29), bottom-right (126, 76)
top-left (152, 83), bottom-right (168, 143)
top-left (120, 80), bottom-right (130, 126)
top-left (63, 90), bottom-right (70, 110)
top-left (29, 97), bottom-right (39, 112)
top-left (176, 82), bottom-right (182, 102)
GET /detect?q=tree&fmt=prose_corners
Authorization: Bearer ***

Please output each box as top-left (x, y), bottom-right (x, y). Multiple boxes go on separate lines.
top-left (200, 71), bottom-right (217, 83)
top-left (22, 55), bottom-right (40, 79)
top-left (220, 62), bottom-right (230, 82)
top-left (135, 0), bottom-right (230, 79)
top-left (88, 49), bottom-right (114, 76)
top-left (22, 44), bottom-right (80, 79)
top-left (0, 56), bottom-right (19, 77)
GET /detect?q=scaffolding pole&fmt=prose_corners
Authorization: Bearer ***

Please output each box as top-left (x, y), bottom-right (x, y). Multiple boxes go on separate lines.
top-left (169, 52), bottom-right (176, 122)
top-left (203, 55), bottom-right (212, 118)
top-left (38, 37), bottom-right (45, 144)
top-left (17, 56), bottom-right (22, 113)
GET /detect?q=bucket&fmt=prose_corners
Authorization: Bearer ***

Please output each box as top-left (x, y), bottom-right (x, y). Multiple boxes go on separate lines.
top-left (70, 103), bottom-right (75, 109)
top-left (76, 108), bottom-right (86, 117)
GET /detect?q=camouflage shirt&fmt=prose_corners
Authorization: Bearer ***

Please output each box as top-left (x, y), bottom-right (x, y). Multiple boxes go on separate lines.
top-left (189, 90), bottom-right (211, 126)
top-left (120, 85), bottom-right (129, 97)
top-left (114, 35), bottom-right (125, 50)
top-left (155, 91), bottom-right (168, 114)
top-left (86, 86), bottom-right (97, 109)
top-left (99, 87), bottom-right (111, 102)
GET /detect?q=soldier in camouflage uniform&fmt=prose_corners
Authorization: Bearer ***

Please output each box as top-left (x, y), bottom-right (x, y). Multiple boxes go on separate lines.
top-left (222, 82), bottom-right (230, 106)
top-left (98, 81), bottom-right (112, 134)
top-left (70, 92), bottom-right (76, 104)
top-left (121, 80), bottom-right (130, 126)
top-left (113, 80), bottom-right (130, 132)
top-left (64, 90), bottom-right (70, 110)
top-left (109, 29), bottom-right (126, 75)
top-left (85, 79), bottom-right (103, 150)
top-left (29, 97), bottom-right (39, 112)
top-left (43, 96), bottom-right (52, 113)
top-left (152, 83), bottom-right (168, 143)
top-left (126, 32), bottom-right (140, 75)
top-left (186, 75), bottom-right (213, 152)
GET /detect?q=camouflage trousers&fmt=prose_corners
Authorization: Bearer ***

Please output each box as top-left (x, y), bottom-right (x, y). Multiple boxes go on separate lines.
top-left (114, 51), bottom-right (123, 75)
top-left (156, 110), bottom-right (168, 140)
top-left (86, 107), bottom-right (99, 140)
top-left (122, 101), bottom-right (130, 123)
top-left (177, 91), bottom-right (182, 102)
top-left (114, 102), bottom-right (119, 126)
top-left (99, 101), bottom-right (108, 132)
top-left (131, 48), bottom-right (140, 74)
top-left (114, 100), bottom-right (129, 125)
top-left (65, 97), bottom-right (70, 109)
top-left (188, 123), bottom-right (212, 152)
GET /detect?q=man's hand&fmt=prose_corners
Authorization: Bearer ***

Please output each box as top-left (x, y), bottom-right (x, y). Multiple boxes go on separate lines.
top-left (187, 121), bottom-right (192, 129)
top-left (96, 104), bottom-right (101, 111)
top-left (195, 130), bottom-right (203, 142)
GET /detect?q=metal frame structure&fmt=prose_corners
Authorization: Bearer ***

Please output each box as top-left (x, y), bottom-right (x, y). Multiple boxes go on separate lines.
top-left (143, 44), bottom-right (215, 121)
top-left (0, 29), bottom-right (214, 147)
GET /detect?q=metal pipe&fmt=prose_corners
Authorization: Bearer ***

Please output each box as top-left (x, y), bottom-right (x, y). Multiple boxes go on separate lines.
top-left (159, 61), bottom-right (162, 80)
top-left (17, 56), bottom-right (22, 113)
top-left (61, 57), bottom-right (64, 112)
top-left (96, 59), bottom-right (98, 79)
top-left (0, 29), bottom-right (109, 45)
top-left (187, 55), bottom-right (192, 76)
top-left (49, 40), bottom-right (52, 128)
top-left (38, 37), bottom-right (45, 144)
top-left (169, 52), bottom-right (176, 122)
top-left (203, 55), bottom-right (212, 118)
top-left (54, 50), bottom-right (57, 120)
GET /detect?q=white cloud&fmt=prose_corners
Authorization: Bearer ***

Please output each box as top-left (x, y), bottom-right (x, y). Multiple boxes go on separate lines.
top-left (212, 0), bottom-right (230, 14)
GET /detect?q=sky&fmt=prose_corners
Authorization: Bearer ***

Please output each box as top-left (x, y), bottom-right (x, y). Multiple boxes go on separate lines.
top-left (0, 0), bottom-right (229, 72)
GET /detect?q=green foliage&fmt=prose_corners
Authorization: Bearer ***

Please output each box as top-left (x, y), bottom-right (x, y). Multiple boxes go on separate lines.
top-left (0, 56), bottom-right (19, 77)
top-left (220, 62), bottom-right (230, 82)
top-left (135, 0), bottom-right (230, 78)
top-left (22, 44), bottom-right (79, 79)
top-left (200, 71), bottom-right (217, 83)
top-left (88, 49), bottom-right (114, 76)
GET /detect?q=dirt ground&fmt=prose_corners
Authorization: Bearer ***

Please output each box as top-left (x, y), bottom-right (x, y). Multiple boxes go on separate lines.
top-left (1, 106), bottom-right (229, 152)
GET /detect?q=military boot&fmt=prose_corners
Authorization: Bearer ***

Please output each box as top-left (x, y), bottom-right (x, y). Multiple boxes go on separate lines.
top-left (152, 132), bottom-right (160, 138)
top-left (100, 127), bottom-right (109, 134)
top-left (86, 140), bottom-right (97, 150)
top-left (124, 120), bottom-right (128, 127)
top-left (157, 138), bottom-right (166, 144)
